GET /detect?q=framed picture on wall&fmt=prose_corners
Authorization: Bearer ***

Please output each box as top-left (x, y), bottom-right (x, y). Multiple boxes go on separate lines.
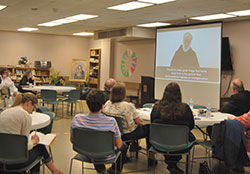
top-left (69, 59), bottom-right (89, 82)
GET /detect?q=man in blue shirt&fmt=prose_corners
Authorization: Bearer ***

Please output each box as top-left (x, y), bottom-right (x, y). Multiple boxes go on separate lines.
top-left (71, 90), bottom-right (127, 174)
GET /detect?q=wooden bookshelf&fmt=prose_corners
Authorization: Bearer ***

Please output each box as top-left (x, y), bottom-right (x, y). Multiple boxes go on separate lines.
top-left (88, 48), bottom-right (101, 89)
top-left (0, 66), bottom-right (50, 84)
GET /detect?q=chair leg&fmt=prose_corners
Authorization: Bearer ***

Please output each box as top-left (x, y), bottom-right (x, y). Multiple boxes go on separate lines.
top-left (49, 146), bottom-right (53, 162)
top-left (71, 103), bottom-right (73, 116)
top-left (186, 152), bottom-right (190, 174)
top-left (62, 101), bottom-right (64, 118)
top-left (190, 146), bottom-right (195, 173)
top-left (69, 158), bottom-right (74, 174)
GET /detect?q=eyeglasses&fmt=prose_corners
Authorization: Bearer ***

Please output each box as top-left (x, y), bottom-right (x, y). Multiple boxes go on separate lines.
top-left (32, 104), bottom-right (37, 111)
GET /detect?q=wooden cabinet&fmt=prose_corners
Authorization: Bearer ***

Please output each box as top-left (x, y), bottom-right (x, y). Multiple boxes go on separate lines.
top-left (88, 48), bottom-right (101, 89)
top-left (0, 66), bottom-right (50, 84)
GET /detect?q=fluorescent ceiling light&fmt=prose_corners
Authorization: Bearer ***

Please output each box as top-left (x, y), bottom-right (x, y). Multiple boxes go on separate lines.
top-left (190, 13), bottom-right (235, 21)
top-left (138, 0), bottom-right (176, 4)
top-left (73, 32), bottom-right (94, 36)
top-left (67, 14), bottom-right (98, 20)
top-left (0, 5), bottom-right (7, 10)
top-left (38, 14), bottom-right (98, 27)
top-left (38, 22), bottom-right (62, 27)
top-left (107, 1), bottom-right (153, 11)
top-left (137, 22), bottom-right (171, 27)
top-left (227, 9), bottom-right (250, 16)
top-left (18, 27), bottom-right (38, 31)
top-left (53, 19), bottom-right (76, 24)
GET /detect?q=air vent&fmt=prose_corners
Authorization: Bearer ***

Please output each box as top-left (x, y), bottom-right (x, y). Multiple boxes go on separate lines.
top-left (94, 27), bottom-right (155, 40)
top-left (98, 29), bottom-right (127, 39)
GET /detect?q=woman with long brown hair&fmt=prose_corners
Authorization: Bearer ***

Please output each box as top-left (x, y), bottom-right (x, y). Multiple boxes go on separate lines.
top-left (150, 82), bottom-right (195, 174)
top-left (18, 70), bottom-right (35, 93)
top-left (0, 92), bottom-right (63, 174)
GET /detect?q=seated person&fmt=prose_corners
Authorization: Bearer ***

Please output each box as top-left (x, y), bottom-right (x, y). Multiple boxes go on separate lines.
top-left (18, 70), bottom-right (35, 93)
top-left (103, 78), bottom-right (116, 103)
top-left (0, 92), bottom-right (63, 174)
top-left (220, 79), bottom-right (250, 116)
top-left (103, 83), bottom-right (150, 158)
top-left (150, 82), bottom-right (195, 174)
top-left (0, 69), bottom-right (18, 97)
top-left (70, 90), bottom-right (127, 174)
top-left (228, 110), bottom-right (250, 152)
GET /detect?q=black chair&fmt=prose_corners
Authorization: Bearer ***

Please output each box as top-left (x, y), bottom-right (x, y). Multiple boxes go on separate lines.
top-left (192, 123), bottom-right (220, 171)
top-left (0, 132), bottom-right (44, 173)
top-left (69, 128), bottom-right (121, 174)
top-left (149, 123), bottom-right (195, 174)
top-left (41, 89), bottom-right (61, 114)
top-left (62, 89), bottom-right (82, 116)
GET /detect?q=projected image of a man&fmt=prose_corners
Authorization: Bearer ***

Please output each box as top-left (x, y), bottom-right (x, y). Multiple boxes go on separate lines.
top-left (170, 32), bottom-right (200, 67)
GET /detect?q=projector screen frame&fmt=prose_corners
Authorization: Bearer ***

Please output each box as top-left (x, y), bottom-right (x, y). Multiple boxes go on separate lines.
top-left (154, 21), bottom-right (223, 109)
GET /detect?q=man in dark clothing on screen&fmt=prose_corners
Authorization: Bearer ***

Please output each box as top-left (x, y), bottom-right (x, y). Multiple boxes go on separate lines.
top-left (220, 79), bottom-right (250, 116)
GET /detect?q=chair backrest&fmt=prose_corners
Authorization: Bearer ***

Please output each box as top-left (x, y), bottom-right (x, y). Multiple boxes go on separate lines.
top-left (72, 128), bottom-right (115, 159)
top-left (150, 123), bottom-right (189, 152)
top-left (68, 89), bottom-right (81, 100)
top-left (36, 106), bottom-right (50, 113)
top-left (41, 89), bottom-right (57, 101)
top-left (211, 123), bottom-right (220, 144)
top-left (0, 133), bottom-right (28, 165)
top-left (105, 113), bottom-right (124, 134)
top-left (143, 103), bottom-right (154, 108)
top-left (38, 111), bottom-right (56, 134)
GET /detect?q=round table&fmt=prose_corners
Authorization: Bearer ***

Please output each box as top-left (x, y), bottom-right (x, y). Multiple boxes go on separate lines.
top-left (22, 86), bottom-right (76, 94)
top-left (137, 108), bottom-right (233, 127)
top-left (31, 112), bottom-right (50, 130)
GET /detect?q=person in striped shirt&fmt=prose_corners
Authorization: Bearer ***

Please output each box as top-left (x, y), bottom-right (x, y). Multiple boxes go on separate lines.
top-left (70, 90), bottom-right (127, 174)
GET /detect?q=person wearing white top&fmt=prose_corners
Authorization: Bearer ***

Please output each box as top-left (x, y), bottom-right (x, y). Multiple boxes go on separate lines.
top-left (0, 92), bottom-right (63, 174)
top-left (0, 69), bottom-right (18, 97)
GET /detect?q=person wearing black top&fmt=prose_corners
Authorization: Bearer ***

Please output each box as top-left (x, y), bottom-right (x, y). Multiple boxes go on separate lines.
top-left (18, 70), bottom-right (35, 93)
top-left (220, 79), bottom-right (250, 116)
top-left (150, 82), bottom-right (195, 174)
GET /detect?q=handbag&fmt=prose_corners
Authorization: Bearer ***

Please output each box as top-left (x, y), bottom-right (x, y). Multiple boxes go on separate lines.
top-left (199, 161), bottom-right (211, 174)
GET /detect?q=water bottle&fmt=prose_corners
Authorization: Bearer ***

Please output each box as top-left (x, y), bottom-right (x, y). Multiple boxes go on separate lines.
top-left (206, 104), bottom-right (211, 118)
top-left (188, 98), bottom-right (193, 109)
top-left (34, 80), bottom-right (36, 86)
top-left (8, 96), bottom-right (13, 107)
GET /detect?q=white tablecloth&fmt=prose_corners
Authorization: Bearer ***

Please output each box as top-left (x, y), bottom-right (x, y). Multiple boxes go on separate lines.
top-left (137, 108), bottom-right (233, 127)
top-left (22, 86), bottom-right (76, 94)
top-left (30, 112), bottom-right (50, 130)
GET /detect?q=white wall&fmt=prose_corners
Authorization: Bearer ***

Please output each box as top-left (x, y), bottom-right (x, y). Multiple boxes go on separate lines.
top-left (0, 31), bottom-right (89, 76)
top-left (1, 20), bottom-right (250, 95)
top-left (222, 20), bottom-right (250, 96)
top-left (112, 39), bottom-right (155, 82)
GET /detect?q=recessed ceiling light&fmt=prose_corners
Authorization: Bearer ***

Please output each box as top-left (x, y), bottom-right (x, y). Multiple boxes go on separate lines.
top-left (53, 18), bottom-right (76, 24)
top-left (0, 5), bottom-right (7, 10)
top-left (137, 22), bottom-right (171, 27)
top-left (227, 9), bottom-right (250, 16)
top-left (190, 13), bottom-right (236, 21)
top-left (67, 14), bottom-right (98, 20)
top-left (38, 22), bottom-right (62, 27)
top-left (138, 0), bottom-right (176, 4)
top-left (107, 1), bottom-right (153, 11)
top-left (18, 27), bottom-right (38, 32)
top-left (38, 14), bottom-right (98, 27)
top-left (73, 32), bottom-right (94, 36)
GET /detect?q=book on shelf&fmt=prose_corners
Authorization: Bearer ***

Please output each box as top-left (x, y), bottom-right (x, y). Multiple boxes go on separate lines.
top-left (30, 131), bottom-right (56, 146)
